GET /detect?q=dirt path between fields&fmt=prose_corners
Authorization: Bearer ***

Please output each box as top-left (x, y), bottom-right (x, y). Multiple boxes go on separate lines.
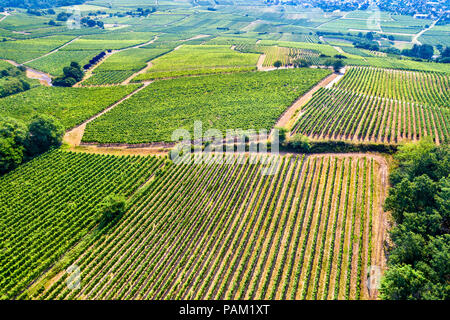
top-left (257, 54), bottom-right (267, 70)
top-left (273, 72), bottom-right (340, 131)
top-left (0, 12), bottom-right (10, 22)
top-left (412, 19), bottom-right (438, 45)
top-left (64, 82), bottom-right (152, 147)
top-left (23, 36), bottom-right (81, 64)
top-left (333, 46), bottom-right (344, 54)
top-left (122, 61), bottom-right (153, 85)
top-left (76, 36), bottom-right (159, 86)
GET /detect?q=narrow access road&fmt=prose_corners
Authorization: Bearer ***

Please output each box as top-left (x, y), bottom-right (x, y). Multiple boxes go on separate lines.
top-left (273, 72), bottom-right (341, 132)
top-left (412, 19), bottom-right (439, 45)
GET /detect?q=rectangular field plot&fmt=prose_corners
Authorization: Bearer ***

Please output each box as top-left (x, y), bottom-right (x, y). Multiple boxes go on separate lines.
top-left (35, 154), bottom-right (386, 300)
top-left (132, 45), bottom-right (260, 81)
top-left (26, 50), bottom-right (99, 76)
top-left (0, 35), bottom-right (76, 63)
top-left (291, 88), bottom-right (450, 144)
top-left (81, 70), bottom-right (137, 86)
top-left (335, 67), bottom-right (449, 108)
top-left (0, 151), bottom-right (163, 299)
top-left (82, 69), bottom-right (330, 144)
top-left (261, 46), bottom-right (320, 67)
top-left (0, 85), bottom-right (140, 128)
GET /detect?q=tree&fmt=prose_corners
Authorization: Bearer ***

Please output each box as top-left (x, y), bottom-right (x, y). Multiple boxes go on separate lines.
top-left (0, 137), bottom-right (23, 174)
top-left (326, 59), bottom-right (345, 73)
top-left (366, 32), bottom-right (374, 41)
top-left (274, 127), bottom-right (288, 146)
top-left (273, 60), bottom-right (282, 68)
top-left (63, 66), bottom-right (83, 82)
top-left (289, 134), bottom-right (311, 152)
top-left (53, 76), bottom-right (76, 87)
top-left (0, 117), bottom-right (27, 174)
top-left (380, 264), bottom-right (429, 300)
top-left (25, 115), bottom-right (64, 156)
top-left (97, 194), bottom-right (127, 226)
top-left (292, 58), bottom-right (311, 68)
top-left (381, 140), bottom-right (449, 300)
top-left (53, 61), bottom-right (84, 87)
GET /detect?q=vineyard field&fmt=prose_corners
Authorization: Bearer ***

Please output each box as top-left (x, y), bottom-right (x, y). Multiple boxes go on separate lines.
top-left (291, 88), bottom-right (450, 144)
top-left (34, 154), bottom-right (386, 300)
top-left (0, 85), bottom-right (140, 128)
top-left (291, 67), bottom-right (450, 145)
top-left (0, 150), bottom-right (164, 299)
top-left (132, 45), bottom-right (260, 81)
top-left (81, 71), bottom-right (137, 86)
top-left (83, 69), bottom-right (330, 144)
top-left (261, 46), bottom-right (320, 67)
top-left (335, 67), bottom-right (449, 108)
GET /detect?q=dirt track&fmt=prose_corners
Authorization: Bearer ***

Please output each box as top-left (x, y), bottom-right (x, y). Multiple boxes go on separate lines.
top-left (274, 72), bottom-right (340, 131)
top-left (64, 82), bottom-right (152, 146)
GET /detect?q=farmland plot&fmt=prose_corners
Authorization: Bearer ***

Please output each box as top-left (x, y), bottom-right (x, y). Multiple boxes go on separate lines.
top-left (35, 154), bottom-right (386, 300)
top-left (82, 69), bottom-right (330, 144)
top-left (82, 47), bottom-right (172, 85)
top-left (132, 45), bottom-right (260, 81)
top-left (0, 150), bottom-right (163, 299)
top-left (0, 85), bottom-right (140, 128)
top-left (335, 67), bottom-right (449, 108)
top-left (291, 87), bottom-right (450, 144)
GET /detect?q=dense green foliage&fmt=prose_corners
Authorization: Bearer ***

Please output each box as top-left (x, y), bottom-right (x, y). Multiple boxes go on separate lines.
top-left (83, 69), bottom-right (330, 144)
top-left (0, 115), bottom-right (63, 174)
top-left (25, 114), bottom-right (64, 156)
top-left (381, 139), bottom-right (449, 300)
top-left (97, 194), bottom-right (127, 227)
top-left (53, 61), bottom-right (84, 87)
top-left (0, 64), bottom-right (32, 98)
top-left (0, 84), bottom-right (139, 129)
top-left (0, 150), bottom-right (163, 299)
top-left (133, 45), bottom-right (260, 81)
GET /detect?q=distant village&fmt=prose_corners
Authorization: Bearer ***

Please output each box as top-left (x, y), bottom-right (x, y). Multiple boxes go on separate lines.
top-left (263, 0), bottom-right (449, 23)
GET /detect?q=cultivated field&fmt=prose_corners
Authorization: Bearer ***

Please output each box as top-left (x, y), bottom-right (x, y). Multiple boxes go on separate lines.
top-left (82, 69), bottom-right (330, 144)
top-left (0, 85), bottom-right (140, 128)
top-left (132, 45), bottom-right (260, 81)
top-left (0, 150), bottom-right (163, 299)
top-left (292, 67), bottom-right (450, 144)
top-left (31, 153), bottom-right (386, 300)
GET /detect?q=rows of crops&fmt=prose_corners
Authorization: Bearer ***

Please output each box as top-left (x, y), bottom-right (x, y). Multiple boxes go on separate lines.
top-left (0, 85), bottom-right (139, 129)
top-left (36, 154), bottom-right (383, 300)
top-left (133, 45), bottom-right (260, 81)
top-left (83, 69), bottom-right (330, 143)
top-left (81, 71), bottom-right (136, 86)
top-left (335, 67), bottom-right (449, 107)
top-left (262, 46), bottom-right (320, 67)
top-left (291, 88), bottom-right (450, 144)
top-left (0, 150), bottom-right (164, 299)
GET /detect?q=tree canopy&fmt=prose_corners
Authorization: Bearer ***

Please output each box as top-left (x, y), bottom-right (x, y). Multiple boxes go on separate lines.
top-left (381, 138), bottom-right (449, 300)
